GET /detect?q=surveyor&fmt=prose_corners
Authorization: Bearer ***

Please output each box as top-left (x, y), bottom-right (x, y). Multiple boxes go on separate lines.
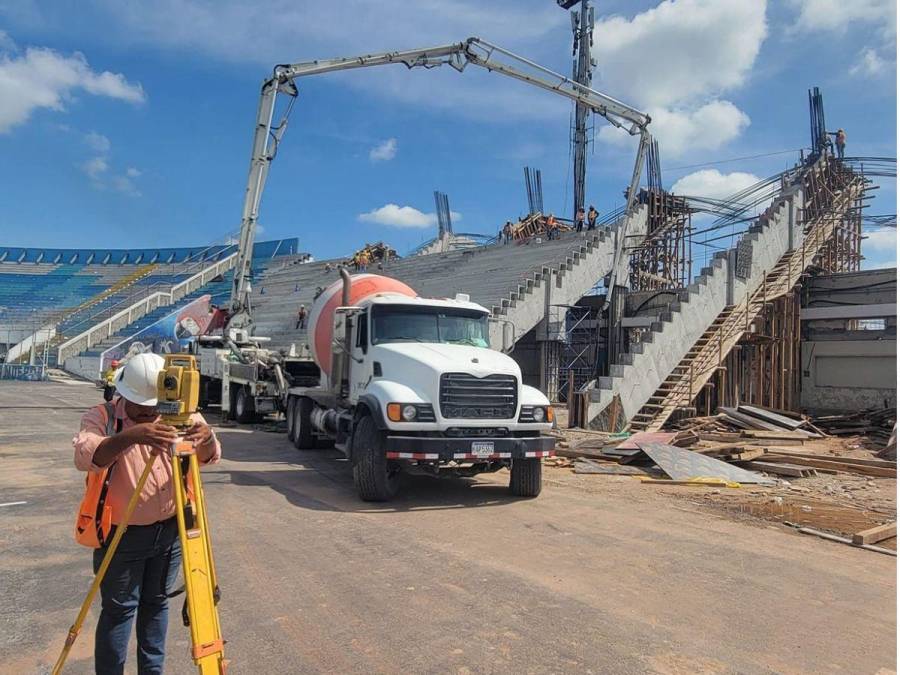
top-left (587, 205), bottom-right (598, 230)
top-left (295, 304), bottom-right (308, 330)
top-left (73, 352), bottom-right (221, 675)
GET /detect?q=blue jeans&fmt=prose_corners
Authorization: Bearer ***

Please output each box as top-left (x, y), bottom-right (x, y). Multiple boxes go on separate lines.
top-left (93, 517), bottom-right (182, 675)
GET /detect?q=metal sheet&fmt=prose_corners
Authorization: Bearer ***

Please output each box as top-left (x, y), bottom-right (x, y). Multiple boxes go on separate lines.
top-left (637, 442), bottom-right (777, 485)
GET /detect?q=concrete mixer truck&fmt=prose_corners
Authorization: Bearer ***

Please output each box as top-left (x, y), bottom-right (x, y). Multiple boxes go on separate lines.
top-left (284, 271), bottom-right (555, 501)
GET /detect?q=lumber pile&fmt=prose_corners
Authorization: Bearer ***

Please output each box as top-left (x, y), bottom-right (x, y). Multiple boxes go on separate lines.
top-left (811, 407), bottom-right (896, 445)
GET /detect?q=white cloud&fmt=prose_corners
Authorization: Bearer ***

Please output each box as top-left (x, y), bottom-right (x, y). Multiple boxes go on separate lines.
top-left (600, 100), bottom-right (750, 156)
top-left (358, 204), bottom-right (462, 229)
top-left (593, 0), bottom-right (765, 157)
top-left (594, 0), bottom-right (767, 109)
top-left (788, 0), bottom-right (896, 34)
top-left (78, 134), bottom-right (142, 196)
top-left (850, 48), bottom-right (890, 77)
top-left (84, 130), bottom-right (111, 153)
top-left (0, 45), bottom-right (145, 133)
top-left (671, 169), bottom-right (761, 200)
top-left (864, 227), bottom-right (897, 254)
top-left (369, 138), bottom-right (397, 162)
top-left (80, 155), bottom-right (108, 180)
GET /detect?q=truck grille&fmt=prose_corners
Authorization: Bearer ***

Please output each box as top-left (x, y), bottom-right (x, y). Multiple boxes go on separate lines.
top-left (439, 373), bottom-right (517, 419)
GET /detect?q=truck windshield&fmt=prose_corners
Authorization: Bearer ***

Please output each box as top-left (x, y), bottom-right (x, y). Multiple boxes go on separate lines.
top-left (371, 305), bottom-right (490, 347)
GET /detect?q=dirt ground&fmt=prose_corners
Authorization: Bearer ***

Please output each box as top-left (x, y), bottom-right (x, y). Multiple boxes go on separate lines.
top-left (1, 379), bottom-right (896, 674)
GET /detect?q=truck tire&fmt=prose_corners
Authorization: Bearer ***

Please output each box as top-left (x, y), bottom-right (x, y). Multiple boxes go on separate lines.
top-left (286, 396), bottom-right (296, 442)
top-left (509, 458), bottom-right (542, 497)
top-left (235, 386), bottom-right (257, 424)
top-left (293, 396), bottom-right (315, 450)
top-left (352, 415), bottom-right (399, 501)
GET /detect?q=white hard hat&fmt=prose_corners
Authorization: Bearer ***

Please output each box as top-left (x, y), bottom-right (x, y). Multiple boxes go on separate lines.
top-left (114, 352), bottom-right (165, 405)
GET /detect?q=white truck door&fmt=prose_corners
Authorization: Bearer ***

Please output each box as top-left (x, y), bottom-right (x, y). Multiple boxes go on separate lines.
top-left (348, 309), bottom-right (371, 402)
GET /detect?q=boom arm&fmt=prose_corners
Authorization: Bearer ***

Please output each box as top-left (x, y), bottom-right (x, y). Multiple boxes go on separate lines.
top-left (228, 36), bottom-right (651, 329)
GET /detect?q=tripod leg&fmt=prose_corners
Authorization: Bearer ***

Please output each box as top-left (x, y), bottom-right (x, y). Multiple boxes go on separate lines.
top-left (172, 441), bottom-right (226, 674)
top-left (52, 455), bottom-right (158, 675)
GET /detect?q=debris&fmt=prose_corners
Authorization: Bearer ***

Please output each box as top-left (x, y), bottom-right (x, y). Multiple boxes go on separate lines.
top-left (640, 477), bottom-right (740, 488)
top-left (636, 441), bottom-right (776, 485)
top-left (791, 524), bottom-right (897, 557)
top-left (573, 459), bottom-right (658, 476)
top-left (759, 455), bottom-right (896, 478)
top-left (742, 461), bottom-right (818, 478)
top-left (851, 522), bottom-right (897, 546)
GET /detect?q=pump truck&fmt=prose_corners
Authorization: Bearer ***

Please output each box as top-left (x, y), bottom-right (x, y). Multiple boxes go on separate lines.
top-left (193, 36), bottom-right (650, 424)
top-left (284, 270), bottom-right (555, 500)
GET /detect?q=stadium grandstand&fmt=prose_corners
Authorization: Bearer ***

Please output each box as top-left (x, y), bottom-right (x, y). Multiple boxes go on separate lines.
top-left (0, 239), bottom-right (303, 379)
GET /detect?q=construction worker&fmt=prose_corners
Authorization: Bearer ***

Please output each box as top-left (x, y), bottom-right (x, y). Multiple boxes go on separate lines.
top-left (575, 207), bottom-right (585, 233)
top-left (545, 213), bottom-right (559, 240)
top-left (503, 221), bottom-right (513, 244)
top-left (359, 250), bottom-right (370, 272)
top-left (73, 352), bottom-right (221, 675)
top-left (101, 360), bottom-right (121, 402)
top-left (836, 128), bottom-right (846, 159)
top-left (295, 304), bottom-right (308, 330)
top-left (587, 205), bottom-right (598, 230)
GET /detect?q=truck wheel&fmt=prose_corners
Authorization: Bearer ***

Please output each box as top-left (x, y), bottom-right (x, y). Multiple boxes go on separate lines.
top-left (235, 386), bottom-right (257, 424)
top-left (352, 415), bottom-right (399, 501)
top-left (286, 396), bottom-right (297, 442)
top-left (293, 396), bottom-right (315, 450)
top-left (509, 458), bottom-right (542, 497)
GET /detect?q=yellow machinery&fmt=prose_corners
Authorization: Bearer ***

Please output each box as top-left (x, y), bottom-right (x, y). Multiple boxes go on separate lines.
top-left (53, 354), bottom-right (227, 674)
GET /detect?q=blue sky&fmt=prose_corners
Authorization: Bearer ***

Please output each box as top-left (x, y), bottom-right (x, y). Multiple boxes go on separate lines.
top-left (0, 0), bottom-right (896, 267)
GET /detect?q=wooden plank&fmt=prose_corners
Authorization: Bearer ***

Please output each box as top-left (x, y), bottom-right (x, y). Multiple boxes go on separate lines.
top-left (762, 455), bottom-right (897, 478)
top-left (851, 522), bottom-right (897, 546)
top-left (741, 429), bottom-right (812, 440)
top-left (738, 404), bottom-right (805, 430)
top-left (727, 448), bottom-right (766, 462)
top-left (742, 461), bottom-right (817, 477)
top-left (760, 450), bottom-right (896, 469)
top-left (795, 526), bottom-right (897, 556)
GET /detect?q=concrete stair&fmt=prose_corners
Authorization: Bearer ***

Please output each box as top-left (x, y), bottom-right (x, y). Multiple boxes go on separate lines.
top-left (585, 156), bottom-right (866, 431)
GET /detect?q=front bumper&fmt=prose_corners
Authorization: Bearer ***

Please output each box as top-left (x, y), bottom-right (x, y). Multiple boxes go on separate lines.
top-left (385, 434), bottom-right (555, 461)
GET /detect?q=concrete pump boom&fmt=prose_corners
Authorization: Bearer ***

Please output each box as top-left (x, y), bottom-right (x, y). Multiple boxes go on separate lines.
top-left (228, 36), bottom-right (651, 330)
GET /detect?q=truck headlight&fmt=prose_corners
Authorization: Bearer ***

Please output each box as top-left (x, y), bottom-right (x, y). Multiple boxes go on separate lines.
top-left (519, 405), bottom-right (553, 423)
top-left (387, 403), bottom-right (436, 422)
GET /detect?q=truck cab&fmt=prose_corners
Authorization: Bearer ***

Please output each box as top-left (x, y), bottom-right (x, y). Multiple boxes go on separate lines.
top-left (286, 283), bottom-right (555, 501)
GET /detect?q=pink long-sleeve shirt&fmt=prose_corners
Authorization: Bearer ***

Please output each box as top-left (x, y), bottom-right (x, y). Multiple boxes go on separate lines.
top-left (73, 397), bottom-right (221, 526)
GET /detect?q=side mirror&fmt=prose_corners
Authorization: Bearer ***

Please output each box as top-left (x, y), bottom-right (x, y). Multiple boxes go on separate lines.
top-left (489, 317), bottom-right (516, 354)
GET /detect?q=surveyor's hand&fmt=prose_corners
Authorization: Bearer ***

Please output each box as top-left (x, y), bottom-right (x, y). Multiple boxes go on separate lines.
top-left (126, 422), bottom-right (179, 452)
top-left (184, 420), bottom-right (214, 448)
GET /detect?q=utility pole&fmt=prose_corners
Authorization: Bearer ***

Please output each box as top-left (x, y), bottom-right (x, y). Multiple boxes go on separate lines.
top-left (559, 0), bottom-right (596, 222)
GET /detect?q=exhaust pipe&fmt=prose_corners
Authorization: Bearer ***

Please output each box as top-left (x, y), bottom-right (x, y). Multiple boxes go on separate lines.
top-left (338, 266), bottom-right (353, 399)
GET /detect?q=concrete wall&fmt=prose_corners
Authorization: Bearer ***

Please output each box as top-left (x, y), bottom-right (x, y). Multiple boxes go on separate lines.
top-left (800, 268), bottom-right (897, 413)
top-left (801, 340), bottom-right (896, 412)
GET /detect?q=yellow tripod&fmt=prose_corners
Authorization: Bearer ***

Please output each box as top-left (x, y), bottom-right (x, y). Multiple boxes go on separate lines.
top-left (53, 354), bottom-right (226, 674)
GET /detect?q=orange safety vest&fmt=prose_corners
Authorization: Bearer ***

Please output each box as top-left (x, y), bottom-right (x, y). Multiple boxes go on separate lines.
top-left (74, 401), bottom-right (121, 548)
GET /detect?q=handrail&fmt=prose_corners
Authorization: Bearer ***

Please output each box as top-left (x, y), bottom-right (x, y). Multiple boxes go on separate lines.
top-left (56, 253), bottom-right (238, 366)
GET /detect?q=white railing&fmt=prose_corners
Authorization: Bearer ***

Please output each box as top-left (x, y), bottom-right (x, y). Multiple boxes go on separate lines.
top-left (57, 254), bottom-right (237, 365)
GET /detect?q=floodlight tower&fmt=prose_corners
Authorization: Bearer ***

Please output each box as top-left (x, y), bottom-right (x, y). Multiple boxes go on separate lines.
top-left (558, 0), bottom-right (595, 222)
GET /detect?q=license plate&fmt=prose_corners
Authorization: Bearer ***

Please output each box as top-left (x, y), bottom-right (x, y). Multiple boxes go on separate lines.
top-left (471, 441), bottom-right (495, 457)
